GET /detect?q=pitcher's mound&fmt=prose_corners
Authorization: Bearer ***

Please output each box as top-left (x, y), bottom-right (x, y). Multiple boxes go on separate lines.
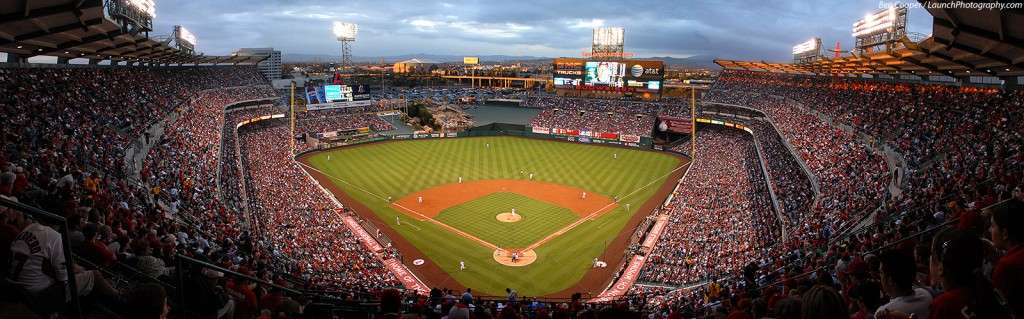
top-left (496, 212), bottom-right (522, 223)
top-left (493, 249), bottom-right (537, 266)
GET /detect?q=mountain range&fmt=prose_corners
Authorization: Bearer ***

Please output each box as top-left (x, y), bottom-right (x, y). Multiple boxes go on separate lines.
top-left (283, 53), bottom-right (718, 68)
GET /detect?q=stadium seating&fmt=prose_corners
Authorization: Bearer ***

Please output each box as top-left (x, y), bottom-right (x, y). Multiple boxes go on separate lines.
top-left (237, 121), bottom-right (401, 292)
top-left (640, 126), bottom-right (781, 286)
top-left (3, 65), bottom-right (1023, 319)
top-left (524, 95), bottom-right (674, 137)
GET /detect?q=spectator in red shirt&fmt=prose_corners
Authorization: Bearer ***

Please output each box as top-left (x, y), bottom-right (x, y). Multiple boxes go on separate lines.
top-left (81, 223), bottom-right (116, 267)
top-left (989, 199), bottom-right (1023, 318)
top-left (227, 277), bottom-right (258, 319)
top-left (927, 229), bottom-right (1008, 319)
top-left (727, 298), bottom-right (753, 319)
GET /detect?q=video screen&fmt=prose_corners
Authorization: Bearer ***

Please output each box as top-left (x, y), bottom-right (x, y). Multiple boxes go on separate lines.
top-left (324, 85), bottom-right (343, 102)
top-left (647, 81), bottom-right (661, 90)
top-left (554, 77), bottom-right (582, 87)
top-left (584, 61), bottom-right (625, 87)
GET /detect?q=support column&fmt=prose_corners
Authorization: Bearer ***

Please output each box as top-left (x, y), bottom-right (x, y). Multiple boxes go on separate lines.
top-left (956, 76), bottom-right (971, 86)
top-left (1003, 76), bottom-right (1020, 92)
top-left (6, 53), bottom-right (28, 63)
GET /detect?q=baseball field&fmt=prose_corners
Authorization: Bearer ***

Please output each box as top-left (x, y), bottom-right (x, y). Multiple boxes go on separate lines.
top-left (300, 136), bottom-right (684, 297)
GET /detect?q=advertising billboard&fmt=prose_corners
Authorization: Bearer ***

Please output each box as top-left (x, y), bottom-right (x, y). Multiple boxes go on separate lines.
top-left (584, 61), bottom-right (626, 87)
top-left (552, 58), bottom-right (663, 93)
top-left (463, 57), bottom-right (479, 65)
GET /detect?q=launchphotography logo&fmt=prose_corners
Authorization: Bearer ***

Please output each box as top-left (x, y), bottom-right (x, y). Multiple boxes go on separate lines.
top-left (879, 0), bottom-right (1023, 10)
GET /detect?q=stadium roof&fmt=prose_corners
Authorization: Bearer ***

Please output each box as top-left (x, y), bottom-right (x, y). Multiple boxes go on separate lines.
top-left (0, 0), bottom-right (265, 65)
top-left (716, 3), bottom-right (1024, 78)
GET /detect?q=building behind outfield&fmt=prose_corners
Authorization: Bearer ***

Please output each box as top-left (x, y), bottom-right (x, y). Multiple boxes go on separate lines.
top-left (234, 47), bottom-right (282, 80)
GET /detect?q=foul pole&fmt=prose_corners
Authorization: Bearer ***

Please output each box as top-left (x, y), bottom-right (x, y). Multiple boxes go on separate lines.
top-left (690, 86), bottom-right (696, 159)
top-left (290, 81), bottom-right (296, 154)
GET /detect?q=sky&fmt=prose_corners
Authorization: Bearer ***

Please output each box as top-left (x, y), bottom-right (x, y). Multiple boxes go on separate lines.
top-left (147, 0), bottom-right (933, 61)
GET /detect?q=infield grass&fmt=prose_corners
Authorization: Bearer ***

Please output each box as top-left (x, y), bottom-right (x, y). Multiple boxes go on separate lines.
top-left (304, 136), bottom-right (681, 296)
top-left (436, 193), bottom-right (578, 248)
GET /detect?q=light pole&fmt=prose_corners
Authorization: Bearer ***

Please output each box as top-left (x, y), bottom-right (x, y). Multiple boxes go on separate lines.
top-left (332, 21), bottom-right (358, 73)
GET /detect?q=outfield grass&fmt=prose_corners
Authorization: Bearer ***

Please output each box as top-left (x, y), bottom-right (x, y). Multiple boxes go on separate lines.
top-left (305, 136), bottom-right (681, 296)
top-left (436, 193), bottom-right (578, 248)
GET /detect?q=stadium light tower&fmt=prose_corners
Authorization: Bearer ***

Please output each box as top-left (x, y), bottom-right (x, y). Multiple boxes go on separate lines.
top-left (333, 21), bottom-right (358, 72)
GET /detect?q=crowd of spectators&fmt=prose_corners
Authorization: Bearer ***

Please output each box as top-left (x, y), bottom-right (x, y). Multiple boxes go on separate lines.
top-left (296, 112), bottom-right (393, 137)
top-left (611, 70), bottom-right (1023, 318)
top-left (640, 126), bottom-right (781, 286)
top-left (220, 104), bottom-right (282, 216)
top-left (746, 120), bottom-right (815, 224)
top-left (706, 79), bottom-right (891, 240)
top-left (237, 120), bottom-right (400, 293)
top-left (525, 96), bottom-right (681, 137)
top-left (0, 66), bottom-right (328, 318)
top-left (143, 86), bottom-right (277, 248)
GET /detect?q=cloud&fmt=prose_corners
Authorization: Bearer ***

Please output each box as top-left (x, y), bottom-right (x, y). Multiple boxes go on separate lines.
top-left (406, 18), bottom-right (533, 38)
top-left (408, 19), bottom-right (440, 31)
top-left (568, 18), bottom-right (605, 29)
top-left (146, 0), bottom-right (936, 60)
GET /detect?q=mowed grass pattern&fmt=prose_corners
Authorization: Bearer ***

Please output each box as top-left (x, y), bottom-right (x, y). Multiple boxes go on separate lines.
top-left (436, 193), bottom-right (578, 248)
top-left (305, 136), bottom-right (682, 296)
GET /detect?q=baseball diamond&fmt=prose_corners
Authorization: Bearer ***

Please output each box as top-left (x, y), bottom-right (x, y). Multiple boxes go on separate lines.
top-left (300, 136), bottom-right (685, 296)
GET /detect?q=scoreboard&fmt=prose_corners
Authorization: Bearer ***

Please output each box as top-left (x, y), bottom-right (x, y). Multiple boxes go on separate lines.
top-left (553, 57), bottom-right (664, 93)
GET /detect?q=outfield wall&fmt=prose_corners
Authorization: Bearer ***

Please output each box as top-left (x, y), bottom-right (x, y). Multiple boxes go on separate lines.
top-left (306, 127), bottom-right (655, 151)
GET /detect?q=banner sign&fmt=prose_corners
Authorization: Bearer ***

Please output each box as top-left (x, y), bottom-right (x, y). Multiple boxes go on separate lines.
top-left (592, 255), bottom-right (647, 303)
top-left (598, 132), bottom-right (619, 140)
top-left (619, 134), bottom-right (641, 143)
top-left (384, 259), bottom-right (431, 294)
top-left (642, 215), bottom-right (669, 250)
top-left (532, 126), bottom-right (551, 134)
top-left (341, 215), bottom-right (383, 253)
top-left (552, 128), bottom-right (580, 136)
top-left (306, 99), bottom-right (374, 111)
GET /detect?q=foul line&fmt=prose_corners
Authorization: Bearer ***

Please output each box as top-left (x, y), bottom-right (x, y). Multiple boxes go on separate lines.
top-left (391, 202), bottom-right (500, 250)
top-left (299, 159), bottom-right (687, 254)
top-left (523, 163), bottom-right (689, 251)
top-left (297, 161), bottom-right (391, 201)
top-left (298, 161), bottom-right (500, 251)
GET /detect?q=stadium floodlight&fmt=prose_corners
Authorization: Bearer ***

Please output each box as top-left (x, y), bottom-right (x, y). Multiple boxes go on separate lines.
top-left (852, 6), bottom-right (897, 37)
top-left (792, 38), bottom-right (819, 55)
top-left (592, 27), bottom-right (625, 60)
top-left (333, 21), bottom-right (358, 41)
top-left (592, 27), bottom-right (624, 46)
top-left (333, 21), bottom-right (358, 72)
top-left (175, 26), bottom-right (197, 47)
top-left (126, 0), bottom-right (157, 18)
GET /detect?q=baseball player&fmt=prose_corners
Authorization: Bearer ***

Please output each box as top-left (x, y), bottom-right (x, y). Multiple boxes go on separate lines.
top-left (459, 260), bottom-right (466, 271)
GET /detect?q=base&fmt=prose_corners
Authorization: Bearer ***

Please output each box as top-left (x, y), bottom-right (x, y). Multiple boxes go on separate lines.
top-left (493, 249), bottom-right (537, 266)
top-left (496, 212), bottom-right (522, 223)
